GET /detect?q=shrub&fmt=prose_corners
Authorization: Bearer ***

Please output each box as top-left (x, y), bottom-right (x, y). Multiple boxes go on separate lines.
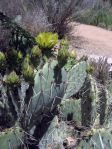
top-left (83, 9), bottom-right (112, 29)
top-left (75, 2), bottom-right (112, 30)
top-left (89, 57), bottom-right (111, 84)
top-left (39, 0), bottom-right (83, 38)
top-left (19, 8), bottom-right (50, 36)
top-left (0, 0), bottom-right (83, 38)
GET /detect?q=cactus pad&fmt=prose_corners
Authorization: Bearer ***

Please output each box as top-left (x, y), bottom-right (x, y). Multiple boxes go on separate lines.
top-left (0, 125), bottom-right (24, 149)
top-left (77, 128), bottom-right (112, 149)
top-left (64, 61), bottom-right (87, 99)
top-left (39, 116), bottom-right (74, 149)
top-left (59, 99), bottom-right (81, 125)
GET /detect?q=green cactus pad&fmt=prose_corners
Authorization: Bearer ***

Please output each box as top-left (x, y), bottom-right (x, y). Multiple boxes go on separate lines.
top-left (39, 116), bottom-right (74, 149)
top-left (81, 75), bottom-right (100, 127)
top-left (0, 126), bottom-right (24, 149)
top-left (77, 128), bottom-right (112, 149)
top-left (89, 76), bottom-right (100, 126)
top-left (64, 61), bottom-right (87, 99)
top-left (59, 99), bottom-right (81, 125)
top-left (103, 88), bottom-right (112, 128)
top-left (27, 60), bottom-right (67, 127)
top-left (26, 60), bottom-right (87, 128)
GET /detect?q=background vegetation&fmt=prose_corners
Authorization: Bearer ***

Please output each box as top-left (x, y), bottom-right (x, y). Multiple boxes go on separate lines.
top-left (75, 0), bottom-right (112, 30)
top-left (1, 0), bottom-right (112, 148)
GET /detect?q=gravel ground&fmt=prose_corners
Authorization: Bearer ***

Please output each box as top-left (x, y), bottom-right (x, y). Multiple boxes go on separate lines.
top-left (69, 23), bottom-right (112, 59)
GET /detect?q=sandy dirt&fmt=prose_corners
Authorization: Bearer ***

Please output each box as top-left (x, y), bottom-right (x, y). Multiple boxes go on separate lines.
top-left (69, 23), bottom-right (112, 58)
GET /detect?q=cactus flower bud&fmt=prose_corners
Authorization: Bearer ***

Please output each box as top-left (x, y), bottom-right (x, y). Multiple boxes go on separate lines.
top-left (31, 46), bottom-right (41, 58)
top-left (86, 64), bottom-right (94, 74)
top-left (0, 52), bottom-right (6, 68)
top-left (69, 50), bottom-right (77, 59)
top-left (57, 47), bottom-right (69, 66)
top-left (22, 64), bottom-right (35, 82)
top-left (5, 71), bottom-right (19, 86)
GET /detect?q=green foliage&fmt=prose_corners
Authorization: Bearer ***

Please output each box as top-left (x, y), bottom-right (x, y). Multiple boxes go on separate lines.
top-left (4, 71), bottom-right (19, 86)
top-left (76, 8), bottom-right (112, 30)
top-left (35, 32), bottom-right (58, 50)
top-left (0, 51), bottom-right (6, 68)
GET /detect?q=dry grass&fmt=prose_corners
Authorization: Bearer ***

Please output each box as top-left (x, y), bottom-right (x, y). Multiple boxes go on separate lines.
top-left (89, 57), bottom-right (111, 84)
top-left (0, 0), bottom-right (83, 38)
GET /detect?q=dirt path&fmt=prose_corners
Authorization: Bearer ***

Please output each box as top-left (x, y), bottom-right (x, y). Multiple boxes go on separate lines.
top-left (69, 23), bottom-right (112, 58)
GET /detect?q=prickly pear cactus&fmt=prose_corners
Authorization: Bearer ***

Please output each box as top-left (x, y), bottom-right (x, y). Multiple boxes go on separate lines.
top-left (63, 61), bottom-right (87, 99)
top-left (0, 26), bottom-right (91, 148)
top-left (0, 125), bottom-right (24, 149)
top-left (59, 76), bottom-right (100, 127)
top-left (27, 60), bottom-right (87, 128)
top-left (39, 116), bottom-right (74, 149)
top-left (89, 76), bottom-right (100, 127)
top-left (59, 99), bottom-right (81, 125)
top-left (76, 128), bottom-right (112, 149)
top-left (103, 88), bottom-right (112, 128)
top-left (27, 60), bottom-right (67, 127)
top-left (80, 75), bottom-right (100, 127)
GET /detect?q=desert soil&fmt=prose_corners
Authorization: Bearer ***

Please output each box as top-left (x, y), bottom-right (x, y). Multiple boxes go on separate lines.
top-left (69, 23), bottom-right (112, 58)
